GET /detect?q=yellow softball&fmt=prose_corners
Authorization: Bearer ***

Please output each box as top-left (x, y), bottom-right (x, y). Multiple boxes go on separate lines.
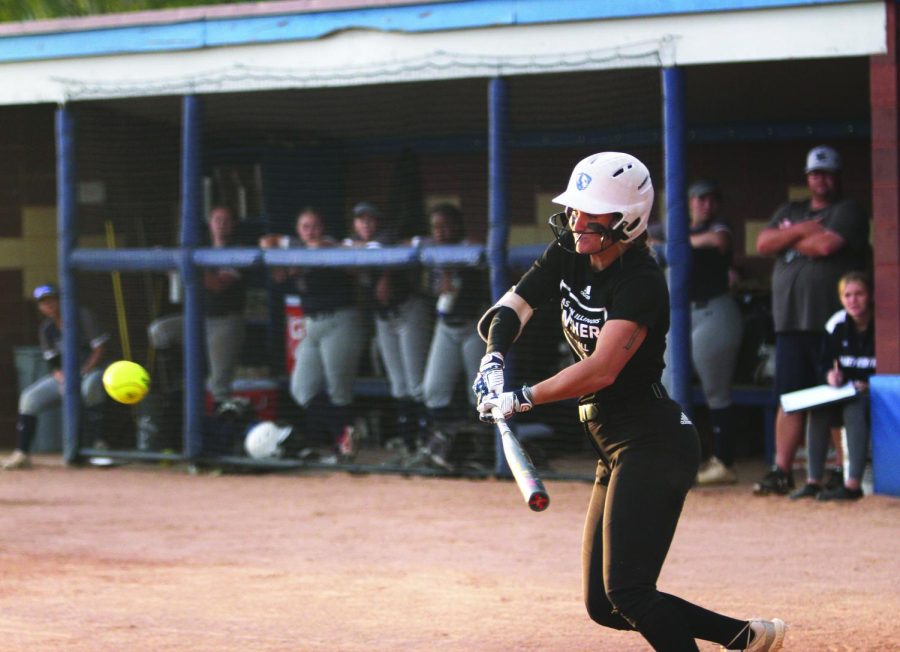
top-left (102, 360), bottom-right (150, 405)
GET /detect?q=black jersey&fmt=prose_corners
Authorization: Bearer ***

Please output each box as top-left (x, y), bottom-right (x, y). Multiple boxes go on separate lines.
top-left (39, 307), bottom-right (109, 370)
top-left (513, 241), bottom-right (669, 404)
top-left (690, 218), bottom-right (732, 302)
top-left (820, 313), bottom-right (875, 383)
top-left (204, 267), bottom-right (247, 318)
top-left (291, 266), bottom-right (357, 316)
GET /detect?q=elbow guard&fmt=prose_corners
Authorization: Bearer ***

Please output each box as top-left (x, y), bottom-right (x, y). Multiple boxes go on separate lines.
top-left (476, 289), bottom-right (535, 343)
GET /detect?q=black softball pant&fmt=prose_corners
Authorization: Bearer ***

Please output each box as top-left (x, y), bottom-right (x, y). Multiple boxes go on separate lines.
top-left (581, 396), bottom-right (747, 651)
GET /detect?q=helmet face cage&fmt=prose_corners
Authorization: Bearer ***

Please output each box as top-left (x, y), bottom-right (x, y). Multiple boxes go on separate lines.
top-left (548, 209), bottom-right (623, 255)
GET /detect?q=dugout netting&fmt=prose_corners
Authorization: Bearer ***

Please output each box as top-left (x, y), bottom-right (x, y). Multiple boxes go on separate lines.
top-left (68, 67), bottom-right (664, 476)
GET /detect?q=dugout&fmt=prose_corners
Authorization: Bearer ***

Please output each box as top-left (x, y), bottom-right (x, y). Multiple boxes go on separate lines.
top-left (1, 1), bottom-right (898, 490)
top-left (48, 70), bottom-right (866, 466)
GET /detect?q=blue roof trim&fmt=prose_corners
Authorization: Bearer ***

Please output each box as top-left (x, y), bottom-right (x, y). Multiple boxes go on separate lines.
top-left (0, 0), bottom-right (857, 64)
top-left (3, 23), bottom-right (208, 60)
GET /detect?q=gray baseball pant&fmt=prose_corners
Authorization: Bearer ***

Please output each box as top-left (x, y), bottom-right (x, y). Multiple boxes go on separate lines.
top-left (205, 314), bottom-right (245, 403)
top-left (19, 369), bottom-right (106, 416)
top-left (806, 395), bottom-right (869, 483)
top-left (422, 318), bottom-right (482, 410)
top-left (147, 313), bottom-right (245, 403)
top-left (290, 307), bottom-right (365, 408)
top-left (691, 294), bottom-right (743, 409)
top-left (663, 293), bottom-right (743, 409)
top-left (375, 295), bottom-right (431, 402)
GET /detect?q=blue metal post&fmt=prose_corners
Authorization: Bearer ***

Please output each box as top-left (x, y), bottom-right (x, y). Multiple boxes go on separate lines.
top-left (180, 95), bottom-right (204, 459)
top-left (488, 77), bottom-right (510, 303)
top-left (488, 77), bottom-right (513, 475)
top-left (662, 66), bottom-right (692, 414)
top-left (56, 104), bottom-right (82, 464)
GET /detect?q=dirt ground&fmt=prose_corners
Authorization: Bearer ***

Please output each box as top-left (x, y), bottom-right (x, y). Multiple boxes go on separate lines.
top-left (1, 454), bottom-right (898, 651)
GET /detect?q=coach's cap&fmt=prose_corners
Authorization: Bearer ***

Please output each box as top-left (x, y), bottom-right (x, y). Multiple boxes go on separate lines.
top-left (687, 180), bottom-right (720, 199)
top-left (33, 283), bottom-right (59, 301)
top-left (805, 145), bottom-right (842, 173)
top-left (352, 201), bottom-right (381, 218)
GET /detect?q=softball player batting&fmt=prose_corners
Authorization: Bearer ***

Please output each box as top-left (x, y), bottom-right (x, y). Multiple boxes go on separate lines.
top-left (473, 153), bottom-right (786, 651)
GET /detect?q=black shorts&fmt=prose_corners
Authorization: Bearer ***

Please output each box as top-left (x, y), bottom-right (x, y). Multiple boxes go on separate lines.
top-left (775, 331), bottom-right (825, 396)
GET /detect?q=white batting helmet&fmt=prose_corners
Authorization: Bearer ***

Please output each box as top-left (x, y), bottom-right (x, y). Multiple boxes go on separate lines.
top-left (552, 152), bottom-right (654, 243)
top-left (244, 421), bottom-right (293, 460)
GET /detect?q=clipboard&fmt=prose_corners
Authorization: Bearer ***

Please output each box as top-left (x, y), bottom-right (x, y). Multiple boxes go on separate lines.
top-left (779, 383), bottom-right (858, 413)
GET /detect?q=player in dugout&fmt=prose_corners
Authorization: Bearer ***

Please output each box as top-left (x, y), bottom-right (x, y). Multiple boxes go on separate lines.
top-left (473, 153), bottom-right (786, 651)
top-left (3, 283), bottom-right (109, 470)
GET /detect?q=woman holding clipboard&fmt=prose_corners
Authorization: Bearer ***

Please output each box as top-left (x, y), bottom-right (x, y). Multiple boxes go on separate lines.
top-left (790, 271), bottom-right (875, 501)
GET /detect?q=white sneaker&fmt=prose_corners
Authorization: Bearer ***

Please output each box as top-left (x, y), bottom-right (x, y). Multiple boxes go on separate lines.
top-left (1, 449), bottom-right (32, 470)
top-left (697, 456), bottom-right (738, 485)
top-left (724, 618), bottom-right (787, 651)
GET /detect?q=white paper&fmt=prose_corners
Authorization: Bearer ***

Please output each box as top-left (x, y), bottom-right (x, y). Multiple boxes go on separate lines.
top-left (779, 383), bottom-right (858, 413)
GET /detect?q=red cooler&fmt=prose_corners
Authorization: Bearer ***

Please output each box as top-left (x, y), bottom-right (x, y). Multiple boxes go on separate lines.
top-left (284, 294), bottom-right (306, 376)
top-left (205, 378), bottom-right (279, 421)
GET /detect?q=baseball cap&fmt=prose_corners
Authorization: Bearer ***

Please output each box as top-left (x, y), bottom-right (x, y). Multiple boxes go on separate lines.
top-left (687, 180), bottom-right (720, 198)
top-left (805, 145), bottom-right (842, 173)
top-left (352, 201), bottom-right (381, 218)
top-left (33, 283), bottom-right (59, 301)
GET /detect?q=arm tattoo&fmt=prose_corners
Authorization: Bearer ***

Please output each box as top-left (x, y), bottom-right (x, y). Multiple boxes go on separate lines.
top-left (623, 325), bottom-right (642, 350)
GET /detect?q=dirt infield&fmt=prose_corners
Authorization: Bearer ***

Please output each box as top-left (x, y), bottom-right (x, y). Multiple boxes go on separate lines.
top-left (2, 455), bottom-right (898, 651)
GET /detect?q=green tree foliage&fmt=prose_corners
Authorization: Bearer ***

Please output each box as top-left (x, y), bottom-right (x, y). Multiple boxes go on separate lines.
top-left (0, 0), bottom-right (249, 22)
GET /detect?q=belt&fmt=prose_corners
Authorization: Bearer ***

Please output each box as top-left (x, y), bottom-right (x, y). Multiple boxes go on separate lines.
top-left (376, 308), bottom-right (399, 320)
top-left (578, 382), bottom-right (668, 423)
top-left (441, 316), bottom-right (472, 327)
top-left (691, 292), bottom-right (729, 309)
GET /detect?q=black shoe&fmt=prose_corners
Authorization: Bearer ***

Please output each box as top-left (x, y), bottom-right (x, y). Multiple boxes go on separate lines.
top-left (789, 482), bottom-right (822, 500)
top-left (817, 485), bottom-right (863, 501)
top-left (753, 466), bottom-right (795, 496)
top-left (824, 466), bottom-right (844, 491)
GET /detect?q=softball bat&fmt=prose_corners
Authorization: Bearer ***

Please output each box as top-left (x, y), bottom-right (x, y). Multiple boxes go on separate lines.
top-left (492, 407), bottom-right (550, 512)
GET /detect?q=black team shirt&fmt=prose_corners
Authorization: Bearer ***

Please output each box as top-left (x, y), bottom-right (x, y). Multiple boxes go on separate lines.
top-left (512, 239), bottom-right (669, 404)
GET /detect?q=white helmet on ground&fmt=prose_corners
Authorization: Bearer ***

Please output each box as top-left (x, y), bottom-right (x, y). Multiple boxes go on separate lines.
top-left (552, 152), bottom-right (654, 243)
top-left (244, 421), bottom-right (293, 460)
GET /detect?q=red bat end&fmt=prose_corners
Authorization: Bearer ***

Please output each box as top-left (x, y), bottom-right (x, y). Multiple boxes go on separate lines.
top-left (528, 492), bottom-right (550, 512)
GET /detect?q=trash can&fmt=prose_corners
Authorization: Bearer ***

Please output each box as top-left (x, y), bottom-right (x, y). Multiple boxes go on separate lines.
top-left (13, 346), bottom-right (62, 453)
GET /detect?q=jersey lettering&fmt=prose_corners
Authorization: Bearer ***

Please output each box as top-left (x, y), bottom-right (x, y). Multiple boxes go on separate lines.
top-left (559, 280), bottom-right (608, 359)
top-left (839, 354), bottom-right (876, 370)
